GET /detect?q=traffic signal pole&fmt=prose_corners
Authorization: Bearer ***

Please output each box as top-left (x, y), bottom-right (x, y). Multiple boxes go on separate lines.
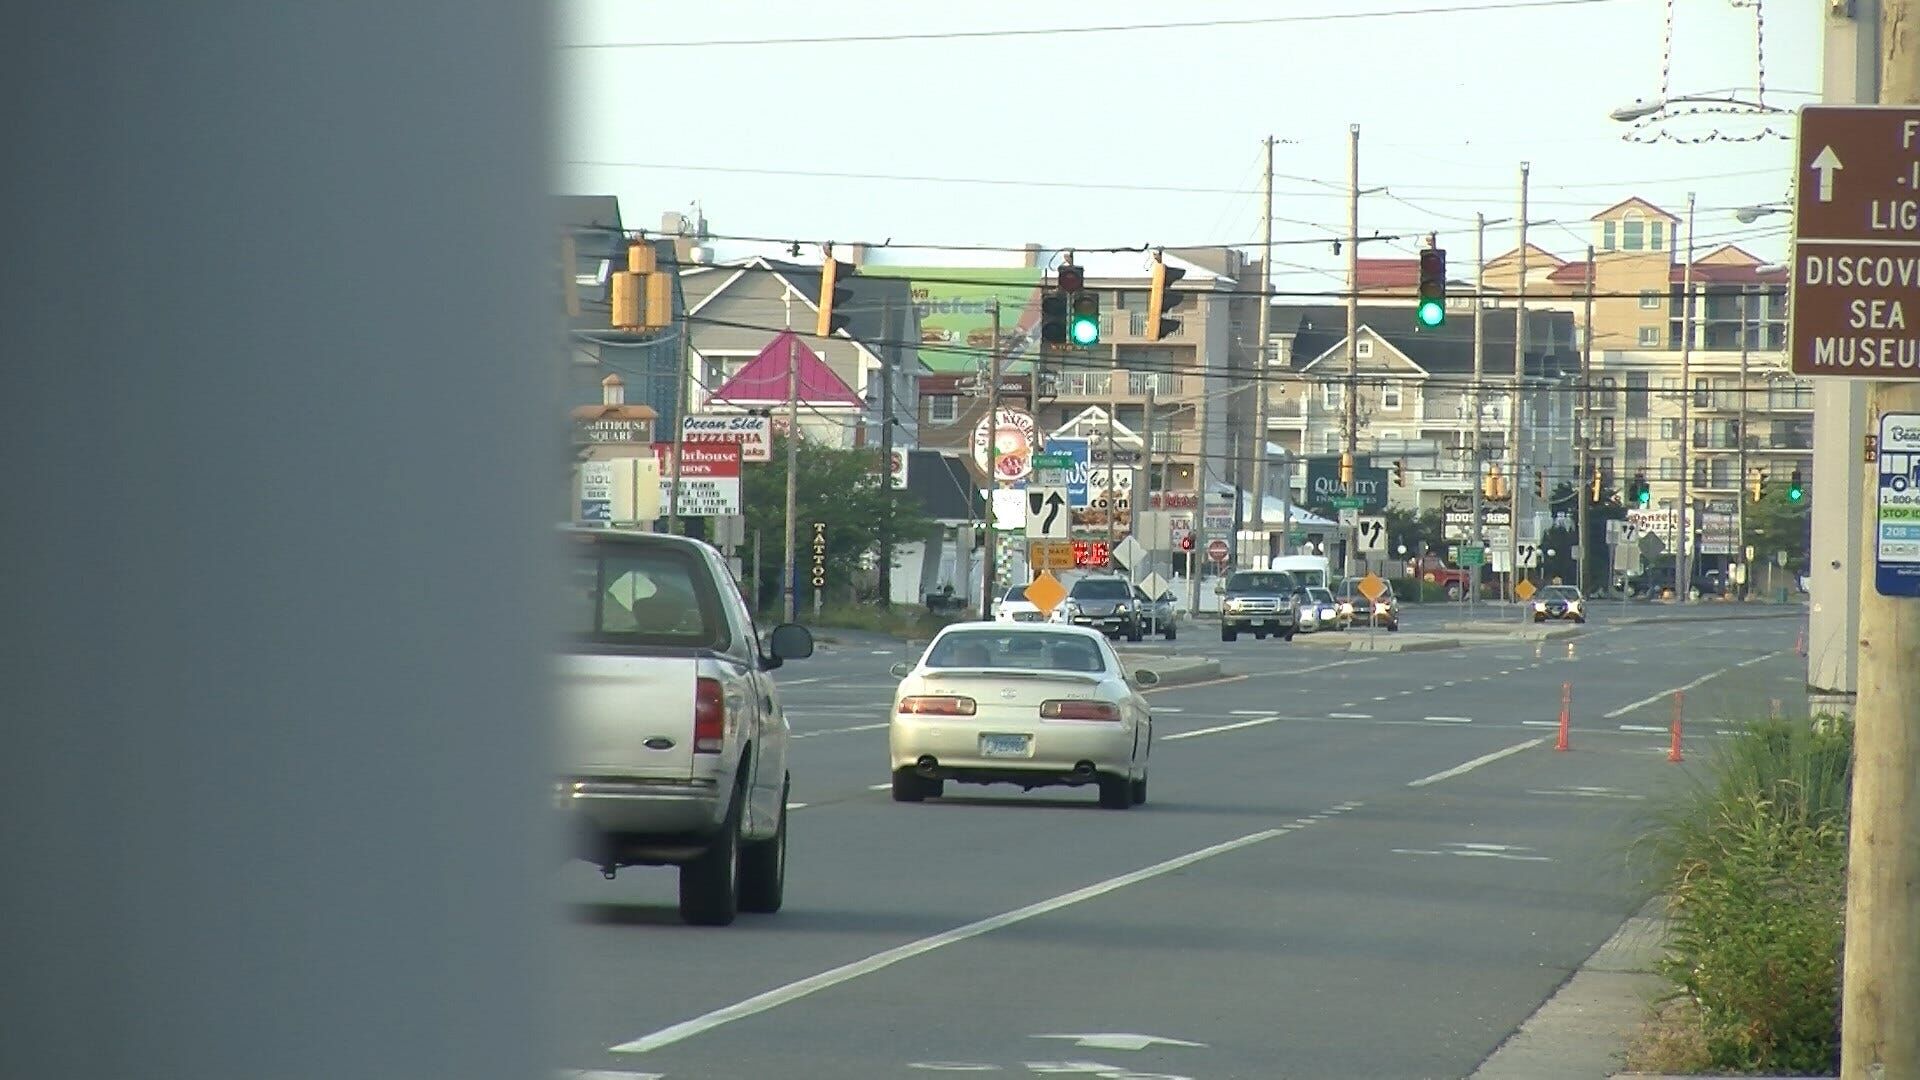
top-left (1844, 2), bottom-right (1920, 1073)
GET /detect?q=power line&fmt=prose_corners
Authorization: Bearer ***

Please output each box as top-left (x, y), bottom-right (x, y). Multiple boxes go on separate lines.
top-left (560, 0), bottom-right (1626, 51)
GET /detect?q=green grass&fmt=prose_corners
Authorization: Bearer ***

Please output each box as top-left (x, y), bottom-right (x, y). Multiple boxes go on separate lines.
top-left (1635, 716), bottom-right (1852, 1075)
top-left (770, 603), bottom-right (966, 639)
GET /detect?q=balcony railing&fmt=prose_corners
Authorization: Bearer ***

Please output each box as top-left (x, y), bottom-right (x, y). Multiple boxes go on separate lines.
top-left (1056, 371), bottom-right (1187, 399)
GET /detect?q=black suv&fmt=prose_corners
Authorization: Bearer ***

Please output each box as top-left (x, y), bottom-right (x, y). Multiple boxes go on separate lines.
top-left (1219, 570), bottom-right (1300, 642)
top-left (1057, 574), bottom-right (1144, 642)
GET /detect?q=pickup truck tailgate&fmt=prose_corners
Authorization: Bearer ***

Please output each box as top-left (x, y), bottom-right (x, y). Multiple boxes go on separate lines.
top-left (558, 653), bottom-right (697, 781)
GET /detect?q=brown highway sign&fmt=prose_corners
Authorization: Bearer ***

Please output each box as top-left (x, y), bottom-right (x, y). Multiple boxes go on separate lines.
top-left (1791, 105), bottom-right (1920, 378)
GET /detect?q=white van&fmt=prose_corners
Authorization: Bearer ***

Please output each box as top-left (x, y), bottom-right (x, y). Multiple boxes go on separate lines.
top-left (1270, 554), bottom-right (1331, 590)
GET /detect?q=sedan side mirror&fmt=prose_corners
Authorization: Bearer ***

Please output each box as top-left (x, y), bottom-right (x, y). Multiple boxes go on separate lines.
top-left (889, 660), bottom-right (915, 678)
top-left (768, 623), bottom-right (815, 661)
top-left (1133, 669), bottom-right (1161, 688)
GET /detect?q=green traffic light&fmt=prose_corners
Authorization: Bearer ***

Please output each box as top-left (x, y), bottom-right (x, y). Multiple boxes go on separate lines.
top-left (1789, 486), bottom-right (1804, 502)
top-left (1416, 299), bottom-right (1445, 327)
top-left (1068, 314), bottom-right (1100, 347)
top-left (1637, 489), bottom-right (1651, 507)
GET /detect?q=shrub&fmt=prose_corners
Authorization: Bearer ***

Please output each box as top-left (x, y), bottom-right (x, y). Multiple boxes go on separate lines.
top-left (1641, 718), bottom-right (1852, 1075)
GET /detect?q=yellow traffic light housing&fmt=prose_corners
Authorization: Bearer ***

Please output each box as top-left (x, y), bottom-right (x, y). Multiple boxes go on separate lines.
top-left (1750, 468), bottom-right (1768, 502)
top-left (817, 251), bottom-right (855, 338)
top-left (1146, 251), bottom-right (1187, 342)
top-left (1340, 451), bottom-right (1354, 488)
top-left (1392, 458), bottom-right (1407, 487)
top-left (1534, 469), bottom-right (1546, 499)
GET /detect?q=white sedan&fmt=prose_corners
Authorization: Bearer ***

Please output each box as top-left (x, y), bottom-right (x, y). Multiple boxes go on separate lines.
top-left (888, 623), bottom-right (1157, 809)
top-left (1297, 586), bottom-right (1346, 632)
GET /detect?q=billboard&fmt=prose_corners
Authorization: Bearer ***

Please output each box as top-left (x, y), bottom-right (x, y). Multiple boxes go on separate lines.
top-left (682, 413), bottom-right (771, 462)
top-left (856, 266), bottom-right (1045, 374)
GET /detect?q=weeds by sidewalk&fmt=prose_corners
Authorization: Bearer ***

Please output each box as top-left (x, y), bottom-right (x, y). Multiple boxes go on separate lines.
top-left (1626, 717), bottom-right (1851, 1076)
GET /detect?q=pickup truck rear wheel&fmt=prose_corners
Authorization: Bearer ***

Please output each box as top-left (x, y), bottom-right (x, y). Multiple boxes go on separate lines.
top-left (679, 787), bottom-right (742, 926)
top-left (1220, 627), bottom-right (1237, 642)
top-left (738, 778), bottom-right (788, 914)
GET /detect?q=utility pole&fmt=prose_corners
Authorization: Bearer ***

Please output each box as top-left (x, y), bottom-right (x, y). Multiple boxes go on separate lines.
top-left (1578, 245), bottom-right (1595, 594)
top-left (1250, 135), bottom-right (1276, 563)
top-left (1676, 192), bottom-right (1697, 603)
top-left (1470, 212), bottom-right (1487, 604)
top-left (1107, 350), bottom-right (1120, 556)
top-left (668, 251), bottom-right (690, 535)
top-left (1844, 1), bottom-right (1920, 1073)
top-left (1344, 123), bottom-right (1361, 580)
top-left (1735, 288), bottom-right (1749, 600)
top-left (1189, 403), bottom-right (1207, 615)
top-left (782, 287), bottom-right (800, 623)
top-left (1144, 384), bottom-right (1156, 578)
top-left (981, 299), bottom-right (1003, 621)
top-left (877, 296), bottom-right (896, 609)
top-left (1509, 162), bottom-right (1528, 599)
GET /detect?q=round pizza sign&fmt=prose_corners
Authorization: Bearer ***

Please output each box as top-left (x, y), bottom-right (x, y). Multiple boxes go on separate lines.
top-left (971, 407), bottom-right (1036, 484)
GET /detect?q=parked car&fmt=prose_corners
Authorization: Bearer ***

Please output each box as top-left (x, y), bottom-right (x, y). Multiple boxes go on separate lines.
top-left (1297, 586), bottom-right (1346, 632)
top-left (993, 583), bottom-right (1044, 623)
top-left (1217, 569), bottom-right (1300, 642)
top-left (1051, 573), bottom-right (1145, 641)
top-left (556, 528), bottom-right (814, 926)
top-left (1335, 576), bottom-right (1401, 631)
top-left (1531, 583), bottom-right (1587, 623)
top-left (886, 623), bottom-right (1157, 809)
top-left (1133, 585), bottom-right (1179, 641)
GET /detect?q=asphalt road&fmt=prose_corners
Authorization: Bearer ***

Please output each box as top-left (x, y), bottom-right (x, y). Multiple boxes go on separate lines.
top-left (550, 611), bottom-right (1807, 1080)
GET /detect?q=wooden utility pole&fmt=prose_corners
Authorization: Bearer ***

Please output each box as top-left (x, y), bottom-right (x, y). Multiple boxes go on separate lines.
top-left (1250, 135), bottom-right (1276, 560)
top-left (1470, 212), bottom-right (1487, 604)
top-left (1577, 245), bottom-right (1595, 594)
top-left (877, 296), bottom-right (896, 608)
top-left (1844, 1), bottom-right (1920, 1072)
top-left (1510, 163), bottom-right (1528, 598)
top-left (1676, 192), bottom-right (1697, 603)
top-left (1344, 124), bottom-right (1360, 579)
top-left (981, 299), bottom-right (1003, 621)
top-left (782, 288), bottom-right (800, 623)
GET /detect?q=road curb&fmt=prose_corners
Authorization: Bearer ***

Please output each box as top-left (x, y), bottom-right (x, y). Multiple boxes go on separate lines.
top-left (1129, 658), bottom-right (1223, 686)
top-left (1607, 609), bottom-right (1805, 626)
top-left (1347, 636), bottom-right (1461, 653)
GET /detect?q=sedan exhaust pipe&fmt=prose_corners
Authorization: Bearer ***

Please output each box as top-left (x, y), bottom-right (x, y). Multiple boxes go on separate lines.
top-left (916, 755), bottom-right (940, 777)
top-left (1071, 761), bottom-right (1097, 780)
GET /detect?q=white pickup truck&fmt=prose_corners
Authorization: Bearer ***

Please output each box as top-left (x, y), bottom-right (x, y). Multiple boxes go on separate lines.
top-left (557, 527), bottom-right (814, 925)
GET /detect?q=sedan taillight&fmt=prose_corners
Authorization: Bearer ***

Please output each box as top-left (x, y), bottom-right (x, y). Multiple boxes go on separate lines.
top-left (694, 677), bottom-right (726, 753)
top-left (898, 695), bottom-right (977, 716)
top-left (1040, 699), bottom-right (1121, 721)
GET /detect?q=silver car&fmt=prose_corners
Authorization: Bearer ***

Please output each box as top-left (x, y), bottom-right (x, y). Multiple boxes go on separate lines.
top-left (888, 623), bottom-right (1158, 809)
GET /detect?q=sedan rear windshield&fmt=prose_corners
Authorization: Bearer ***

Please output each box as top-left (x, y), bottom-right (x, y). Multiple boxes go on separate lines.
top-left (924, 630), bottom-right (1108, 673)
top-left (1542, 586), bottom-right (1582, 600)
top-left (567, 540), bottom-right (730, 651)
top-left (1226, 572), bottom-right (1296, 593)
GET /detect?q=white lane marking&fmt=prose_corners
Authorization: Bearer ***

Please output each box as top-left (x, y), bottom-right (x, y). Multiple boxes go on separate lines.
top-left (1143, 673), bottom-right (1248, 694)
top-left (1157, 707), bottom-right (1185, 713)
top-left (791, 722), bottom-right (891, 739)
top-left (906, 1063), bottom-right (1001, 1072)
top-left (1526, 788), bottom-right (1646, 800)
top-left (776, 676), bottom-right (831, 687)
top-left (1422, 685), bottom-right (1437, 691)
top-left (868, 783), bottom-right (893, 790)
top-left (1602, 664), bottom-right (1738, 718)
top-left (1619, 724), bottom-right (1669, 733)
top-left (1398, 690), bottom-right (1415, 696)
top-left (1328, 712), bottom-right (1373, 719)
top-left (1033, 1033), bottom-right (1207, 1051)
top-left (1229, 709), bottom-right (1270, 716)
top-left (786, 802), bottom-right (809, 811)
top-left (558, 1071), bottom-right (667, 1080)
top-left (1443, 680), bottom-right (1458, 687)
top-left (1372, 695), bottom-right (1389, 701)
top-left (1736, 650), bottom-right (1780, 668)
top-left (608, 828), bottom-right (1289, 1054)
top-left (1520, 720), bottom-right (1561, 727)
top-left (1407, 739), bottom-right (1544, 788)
top-left (1164, 716), bottom-right (1279, 741)
top-left (1424, 716), bottom-right (1475, 724)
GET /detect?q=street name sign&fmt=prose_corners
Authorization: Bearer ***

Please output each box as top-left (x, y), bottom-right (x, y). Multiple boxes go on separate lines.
top-left (1874, 411), bottom-right (1920, 596)
top-left (1790, 105), bottom-right (1920, 378)
top-left (1458, 544), bottom-right (1486, 568)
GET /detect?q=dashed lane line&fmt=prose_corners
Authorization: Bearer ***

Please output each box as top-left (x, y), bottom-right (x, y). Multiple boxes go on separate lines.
top-left (1407, 739), bottom-right (1545, 788)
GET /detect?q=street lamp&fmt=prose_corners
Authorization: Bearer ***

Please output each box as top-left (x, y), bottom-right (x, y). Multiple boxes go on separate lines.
top-left (1735, 204), bottom-right (1790, 224)
top-left (1609, 94), bottom-right (1784, 123)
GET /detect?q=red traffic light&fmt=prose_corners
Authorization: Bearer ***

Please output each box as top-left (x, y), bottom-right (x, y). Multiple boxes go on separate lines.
top-left (1179, 534), bottom-right (1194, 552)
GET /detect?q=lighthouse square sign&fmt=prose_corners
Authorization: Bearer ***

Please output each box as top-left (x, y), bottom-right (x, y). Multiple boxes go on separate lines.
top-left (1790, 105), bottom-right (1920, 379)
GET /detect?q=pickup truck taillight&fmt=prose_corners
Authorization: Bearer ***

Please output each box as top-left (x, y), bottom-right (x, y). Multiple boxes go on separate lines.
top-left (1039, 700), bottom-right (1120, 721)
top-left (694, 677), bottom-right (726, 753)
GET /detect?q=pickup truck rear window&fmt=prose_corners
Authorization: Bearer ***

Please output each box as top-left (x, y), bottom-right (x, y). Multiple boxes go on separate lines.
top-left (1225, 572), bottom-right (1296, 593)
top-left (569, 545), bottom-right (730, 651)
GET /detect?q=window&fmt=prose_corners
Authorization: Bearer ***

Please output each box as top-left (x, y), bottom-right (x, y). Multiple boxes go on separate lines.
top-left (1639, 290), bottom-right (1662, 310)
top-left (1596, 416), bottom-right (1616, 447)
top-left (928, 394), bottom-right (957, 424)
top-left (925, 628), bottom-right (1109, 674)
top-left (1661, 418), bottom-right (1683, 441)
top-left (1622, 213), bottom-right (1645, 251)
top-left (1322, 382), bottom-right (1343, 410)
top-left (1659, 457), bottom-right (1680, 481)
top-left (1321, 430), bottom-right (1342, 454)
top-left (1356, 340), bottom-right (1374, 359)
top-left (1602, 220), bottom-right (1617, 251)
top-left (1660, 376), bottom-right (1683, 401)
top-left (1769, 381), bottom-right (1814, 410)
top-left (1381, 383), bottom-right (1402, 410)
top-left (1600, 376), bottom-right (1619, 409)
top-left (1638, 326), bottom-right (1661, 347)
top-left (569, 542), bottom-right (728, 651)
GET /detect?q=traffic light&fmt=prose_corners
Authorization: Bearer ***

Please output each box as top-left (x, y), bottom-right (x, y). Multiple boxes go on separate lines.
top-left (1340, 451), bottom-right (1354, 488)
top-left (1179, 533), bottom-right (1194, 552)
top-left (610, 238), bottom-right (656, 330)
top-left (1068, 290), bottom-right (1100, 347)
top-left (1484, 463), bottom-right (1504, 500)
top-left (1788, 469), bottom-right (1805, 502)
top-left (1040, 291), bottom-right (1067, 345)
top-left (1393, 458), bottom-right (1407, 487)
top-left (1633, 470), bottom-right (1652, 507)
top-left (817, 250), bottom-right (855, 337)
top-left (1146, 250), bottom-right (1187, 342)
top-left (1533, 469), bottom-right (1546, 499)
top-left (1416, 247), bottom-right (1447, 328)
top-left (1750, 468), bottom-right (1768, 502)
top-left (1589, 465), bottom-right (1602, 502)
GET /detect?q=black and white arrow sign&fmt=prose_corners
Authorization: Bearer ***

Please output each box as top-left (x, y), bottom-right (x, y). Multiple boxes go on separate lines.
top-left (1025, 486), bottom-right (1070, 540)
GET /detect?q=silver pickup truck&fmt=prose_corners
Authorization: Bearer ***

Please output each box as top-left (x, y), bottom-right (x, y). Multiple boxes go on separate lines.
top-left (557, 528), bottom-right (813, 925)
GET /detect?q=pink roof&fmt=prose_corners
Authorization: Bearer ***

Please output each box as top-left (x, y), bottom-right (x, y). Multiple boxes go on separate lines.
top-left (1355, 258), bottom-right (1420, 288)
top-left (710, 331), bottom-right (864, 408)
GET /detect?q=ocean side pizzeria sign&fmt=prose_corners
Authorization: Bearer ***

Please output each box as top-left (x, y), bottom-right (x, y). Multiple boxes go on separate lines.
top-left (682, 413), bottom-right (771, 462)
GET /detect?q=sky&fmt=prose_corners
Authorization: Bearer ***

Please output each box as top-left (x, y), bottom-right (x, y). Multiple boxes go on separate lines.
top-left (556, 0), bottom-right (1819, 288)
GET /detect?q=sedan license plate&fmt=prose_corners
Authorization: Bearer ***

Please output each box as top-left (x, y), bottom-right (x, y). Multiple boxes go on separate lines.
top-left (979, 733), bottom-right (1033, 758)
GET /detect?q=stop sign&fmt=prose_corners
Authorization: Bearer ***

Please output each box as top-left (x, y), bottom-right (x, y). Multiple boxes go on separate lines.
top-left (1207, 538), bottom-right (1229, 564)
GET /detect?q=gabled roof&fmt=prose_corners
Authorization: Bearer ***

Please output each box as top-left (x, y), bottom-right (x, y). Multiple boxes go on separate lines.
top-left (1041, 249), bottom-right (1232, 286)
top-left (1051, 405), bottom-right (1144, 447)
top-left (709, 331), bottom-right (863, 408)
top-left (1296, 326), bottom-right (1429, 376)
top-left (1696, 243), bottom-right (1764, 267)
top-left (1590, 196), bottom-right (1679, 223)
top-left (1274, 304), bottom-right (1576, 379)
top-left (1486, 243), bottom-right (1567, 270)
top-left (680, 256), bottom-right (921, 370)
